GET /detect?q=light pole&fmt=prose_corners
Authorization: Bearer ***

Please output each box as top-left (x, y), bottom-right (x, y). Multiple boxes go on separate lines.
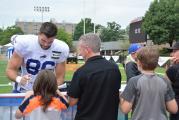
top-left (93, 0), bottom-right (96, 34)
top-left (83, 0), bottom-right (85, 35)
top-left (34, 6), bottom-right (50, 23)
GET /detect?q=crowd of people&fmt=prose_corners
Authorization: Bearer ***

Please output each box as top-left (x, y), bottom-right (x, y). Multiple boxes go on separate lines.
top-left (5, 22), bottom-right (179, 120)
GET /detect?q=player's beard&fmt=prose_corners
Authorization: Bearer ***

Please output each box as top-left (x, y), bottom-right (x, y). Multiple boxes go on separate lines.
top-left (40, 44), bottom-right (51, 50)
top-left (39, 41), bottom-right (51, 50)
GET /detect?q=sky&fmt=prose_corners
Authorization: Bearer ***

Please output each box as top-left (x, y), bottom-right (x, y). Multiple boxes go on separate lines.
top-left (0, 0), bottom-right (153, 29)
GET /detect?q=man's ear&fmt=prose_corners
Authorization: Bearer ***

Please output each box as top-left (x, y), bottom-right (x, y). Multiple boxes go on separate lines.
top-left (84, 46), bottom-right (91, 54)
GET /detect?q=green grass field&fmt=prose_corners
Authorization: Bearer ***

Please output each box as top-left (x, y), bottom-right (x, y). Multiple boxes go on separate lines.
top-left (0, 57), bottom-right (165, 93)
top-left (0, 58), bottom-right (12, 93)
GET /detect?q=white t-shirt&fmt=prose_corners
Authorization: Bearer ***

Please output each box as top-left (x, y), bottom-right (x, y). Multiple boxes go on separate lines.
top-left (14, 35), bottom-right (69, 91)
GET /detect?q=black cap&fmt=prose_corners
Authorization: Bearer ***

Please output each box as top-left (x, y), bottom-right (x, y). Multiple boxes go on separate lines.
top-left (169, 42), bottom-right (179, 50)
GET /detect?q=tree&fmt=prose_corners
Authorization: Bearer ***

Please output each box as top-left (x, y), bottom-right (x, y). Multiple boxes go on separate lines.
top-left (0, 28), bottom-right (3, 32)
top-left (56, 28), bottom-right (73, 49)
top-left (99, 22), bottom-right (126, 42)
top-left (73, 18), bottom-right (101, 41)
top-left (125, 25), bottom-right (130, 36)
top-left (0, 25), bottom-right (23, 45)
top-left (142, 0), bottom-right (179, 46)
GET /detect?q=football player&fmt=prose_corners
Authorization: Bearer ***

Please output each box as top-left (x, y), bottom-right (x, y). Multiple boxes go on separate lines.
top-left (6, 22), bottom-right (69, 93)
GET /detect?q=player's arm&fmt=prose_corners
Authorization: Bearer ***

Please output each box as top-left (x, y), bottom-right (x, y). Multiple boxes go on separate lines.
top-left (6, 51), bottom-right (22, 82)
top-left (55, 61), bottom-right (66, 85)
top-left (6, 51), bottom-right (30, 85)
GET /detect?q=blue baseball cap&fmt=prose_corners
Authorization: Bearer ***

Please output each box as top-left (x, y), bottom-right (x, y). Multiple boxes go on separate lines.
top-left (128, 43), bottom-right (141, 54)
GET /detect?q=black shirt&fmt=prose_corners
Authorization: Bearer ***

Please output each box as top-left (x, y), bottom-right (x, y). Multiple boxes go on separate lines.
top-left (67, 56), bottom-right (121, 120)
top-left (125, 61), bottom-right (141, 82)
top-left (166, 64), bottom-right (179, 98)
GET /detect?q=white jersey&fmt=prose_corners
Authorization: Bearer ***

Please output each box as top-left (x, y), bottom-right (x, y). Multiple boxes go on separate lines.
top-left (7, 46), bottom-right (14, 60)
top-left (14, 35), bottom-right (69, 92)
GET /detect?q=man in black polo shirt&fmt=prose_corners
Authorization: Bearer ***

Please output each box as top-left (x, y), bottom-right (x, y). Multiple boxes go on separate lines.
top-left (67, 33), bottom-right (121, 120)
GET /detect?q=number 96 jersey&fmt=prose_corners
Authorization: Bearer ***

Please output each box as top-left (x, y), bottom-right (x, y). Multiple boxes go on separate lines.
top-left (14, 35), bottom-right (69, 92)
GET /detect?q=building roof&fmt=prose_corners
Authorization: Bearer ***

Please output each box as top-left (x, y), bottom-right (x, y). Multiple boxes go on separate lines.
top-left (73, 41), bottom-right (127, 51)
top-left (130, 17), bottom-right (143, 24)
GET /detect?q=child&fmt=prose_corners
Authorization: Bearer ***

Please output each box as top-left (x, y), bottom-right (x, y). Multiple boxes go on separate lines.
top-left (15, 70), bottom-right (68, 119)
top-left (120, 46), bottom-right (178, 120)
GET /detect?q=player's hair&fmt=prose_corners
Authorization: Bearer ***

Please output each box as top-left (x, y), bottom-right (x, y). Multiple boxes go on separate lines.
top-left (39, 22), bottom-right (57, 38)
top-left (79, 33), bottom-right (101, 53)
top-left (33, 69), bottom-right (57, 112)
top-left (137, 46), bottom-right (159, 70)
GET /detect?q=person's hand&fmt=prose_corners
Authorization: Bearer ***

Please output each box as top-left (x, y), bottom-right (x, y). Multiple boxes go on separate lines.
top-left (20, 74), bottom-right (31, 86)
top-left (56, 89), bottom-right (63, 96)
top-left (170, 57), bottom-right (179, 65)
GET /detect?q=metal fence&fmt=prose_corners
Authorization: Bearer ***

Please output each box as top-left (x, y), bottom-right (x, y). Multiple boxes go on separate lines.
top-left (0, 93), bottom-right (127, 120)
